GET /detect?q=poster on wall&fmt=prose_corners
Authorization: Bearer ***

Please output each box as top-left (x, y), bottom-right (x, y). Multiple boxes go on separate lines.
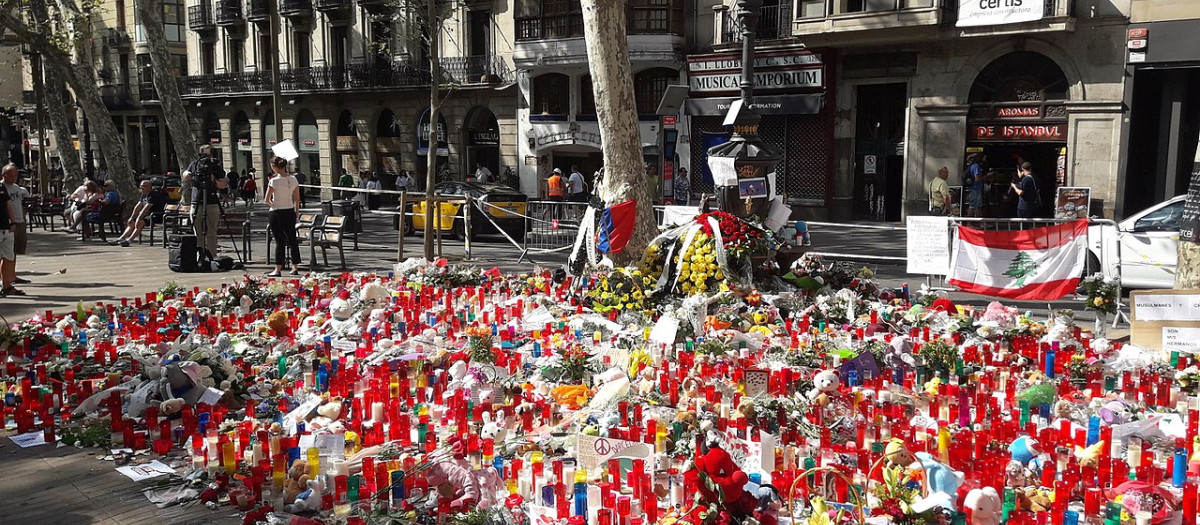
top-left (956, 0), bottom-right (1044, 28)
top-left (1055, 187), bottom-right (1091, 220)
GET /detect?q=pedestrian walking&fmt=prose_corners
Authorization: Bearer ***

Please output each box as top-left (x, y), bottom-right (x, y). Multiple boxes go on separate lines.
top-left (0, 164), bottom-right (22, 296)
top-left (568, 165), bottom-right (588, 203)
top-left (964, 153), bottom-right (985, 217)
top-left (928, 166), bottom-right (951, 216)
top-left (547, 168), bottom-right (566, 202)
top-left (264, 156), bottom-right (301, 277)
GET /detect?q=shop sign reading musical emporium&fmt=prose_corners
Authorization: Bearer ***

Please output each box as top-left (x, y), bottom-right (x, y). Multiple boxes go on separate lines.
top-left (687, 50), bottom-right (825, 95)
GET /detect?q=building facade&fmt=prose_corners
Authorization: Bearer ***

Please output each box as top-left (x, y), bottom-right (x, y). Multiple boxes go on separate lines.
top-left (19, 0), bottom-right (191, 178)
top-left (512, 0), bottom-right (691, 200)
top-left (1118, 0), bottom-right (1200, 218)
top-left (687, 0), bottom-right (1129, 221)
top-left (182, 0), bottom-right (518, 197)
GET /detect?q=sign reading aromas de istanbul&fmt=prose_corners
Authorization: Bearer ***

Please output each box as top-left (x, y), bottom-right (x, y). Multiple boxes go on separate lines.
top-left (957, 0), bottom-right (1043, 28)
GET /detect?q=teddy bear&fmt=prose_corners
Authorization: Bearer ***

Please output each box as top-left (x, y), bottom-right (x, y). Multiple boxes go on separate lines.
top-left (682, 442), bottom-right (770, 525)
top-left (360, 281), bottom-right (390, 305)
top-left (267, 311), bottom-right (290, 337)
top-left (963, 487), bottom-right (1003, 525)
top-left (309, 397), bottom-right (344, 429)
top-left (807, 369), bottom-right (840, 406)
top-left (286, 473), bottom-right (326, 513)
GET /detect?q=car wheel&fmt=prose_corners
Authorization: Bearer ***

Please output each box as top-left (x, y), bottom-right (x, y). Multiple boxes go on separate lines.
top-left (452, 219), bottom-right (467, 241)
top-left (1085, 252), bottom-right (1101, 277)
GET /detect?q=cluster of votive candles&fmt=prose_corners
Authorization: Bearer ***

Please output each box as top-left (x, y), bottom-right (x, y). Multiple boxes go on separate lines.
top-left (3, 273), bottom-right (1200, 525)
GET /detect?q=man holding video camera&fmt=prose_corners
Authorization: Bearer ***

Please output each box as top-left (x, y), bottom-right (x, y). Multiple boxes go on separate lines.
top-left (182, 145), bottom-right (229, 261)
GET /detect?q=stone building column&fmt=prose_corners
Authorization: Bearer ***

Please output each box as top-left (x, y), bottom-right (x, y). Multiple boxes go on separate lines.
top-left (317, 117), bottom-right (334, 201)
top-left (1066, 101), bottom-right (1124, 219)
top-left (219, 118), bottom-right (234, 169)
top-left (907, 105), bottom-right (968, 218)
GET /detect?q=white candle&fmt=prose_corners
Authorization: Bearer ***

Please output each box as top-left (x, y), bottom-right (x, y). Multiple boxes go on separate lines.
top-left (371, 402), bottom-right (384, 423)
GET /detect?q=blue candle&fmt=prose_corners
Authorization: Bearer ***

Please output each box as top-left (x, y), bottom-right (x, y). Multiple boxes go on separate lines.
top-left (1044, 350), bottom-right (1055, 378)
top-left (1087, 416), bottom-right (1100, 446)
top-left (391, 470), bottom-right (405, 501)
top-left (1174, 448), bottom-right (1187, 487)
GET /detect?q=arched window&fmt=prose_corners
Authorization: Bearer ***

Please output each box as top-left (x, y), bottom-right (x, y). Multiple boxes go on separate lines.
top-left (634, 68), bottom-right (678, 115)
top-left (532, 73), bottom-right (570, 116)
top-left (969, 51), bottom-right (1069, 103)
top-left (377, 109), bottom-right (401, 138)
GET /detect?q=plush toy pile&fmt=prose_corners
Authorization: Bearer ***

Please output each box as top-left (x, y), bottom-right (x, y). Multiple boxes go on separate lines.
top-left (0, 253), bottom-right (1196, 525)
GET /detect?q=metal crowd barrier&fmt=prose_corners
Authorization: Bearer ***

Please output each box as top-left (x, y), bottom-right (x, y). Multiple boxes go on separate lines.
top-left (523, 201), bottom-right (591, 255)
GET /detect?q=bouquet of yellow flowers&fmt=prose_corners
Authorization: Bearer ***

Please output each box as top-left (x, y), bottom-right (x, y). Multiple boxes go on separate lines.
top-left (1079, 273), bottom-right (1119, 316)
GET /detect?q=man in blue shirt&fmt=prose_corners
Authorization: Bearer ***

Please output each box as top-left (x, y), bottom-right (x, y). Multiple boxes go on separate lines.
top-left (964, 153), bottom-right (985, 217)
top-left (1010, 162), bottom-right (1039, 218)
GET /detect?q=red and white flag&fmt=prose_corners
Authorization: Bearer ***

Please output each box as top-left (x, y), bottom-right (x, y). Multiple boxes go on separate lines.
top-left (948, 220), bottom-right (1087, 300)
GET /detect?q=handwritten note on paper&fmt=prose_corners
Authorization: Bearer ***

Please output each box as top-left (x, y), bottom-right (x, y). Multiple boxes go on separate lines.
top-left (906, 216), bottom-right (951, 276)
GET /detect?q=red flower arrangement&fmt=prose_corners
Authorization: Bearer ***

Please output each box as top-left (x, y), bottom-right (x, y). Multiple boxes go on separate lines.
top-left (696, 211), bottom-right (768, 258)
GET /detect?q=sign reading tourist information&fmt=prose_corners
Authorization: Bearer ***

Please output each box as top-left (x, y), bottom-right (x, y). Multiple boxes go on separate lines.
top-left (687, 51), bottom-right (824, 95)
top-left (957, 0), bottom-right (1044, 27)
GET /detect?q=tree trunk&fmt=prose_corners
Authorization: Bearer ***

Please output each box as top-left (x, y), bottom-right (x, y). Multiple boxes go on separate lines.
top-left (41, 66), bottom-right (85, 187)
top-left (137, 1), bottom-right (198, 172)
top-left (1177, 241), bottom-right (1200, 289)
top-left (423, 0), bottom-right (440, 261)
top-left (580, 0), bottom-right (655, 265)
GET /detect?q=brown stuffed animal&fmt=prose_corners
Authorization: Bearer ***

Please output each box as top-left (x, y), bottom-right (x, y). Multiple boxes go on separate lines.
top-left (283, 459), bottom-right (310, 502)
top-left (267, 311), bottom-right (289, 337)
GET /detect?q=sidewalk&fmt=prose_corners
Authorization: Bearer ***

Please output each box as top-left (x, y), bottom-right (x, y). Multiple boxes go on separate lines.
top-left (0, 206), bottom-right (567, 322)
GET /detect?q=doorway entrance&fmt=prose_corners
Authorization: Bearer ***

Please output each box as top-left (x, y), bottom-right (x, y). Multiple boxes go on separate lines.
top-left (853, 83), bottom-right (907, 221)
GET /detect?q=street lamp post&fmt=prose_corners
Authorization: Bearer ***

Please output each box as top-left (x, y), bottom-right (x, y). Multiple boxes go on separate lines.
top-left (706, 0), bottom-right (782, 220)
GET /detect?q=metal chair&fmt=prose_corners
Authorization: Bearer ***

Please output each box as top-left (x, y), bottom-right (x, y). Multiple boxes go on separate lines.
top-left (310, 215), bottom-right (347, 270)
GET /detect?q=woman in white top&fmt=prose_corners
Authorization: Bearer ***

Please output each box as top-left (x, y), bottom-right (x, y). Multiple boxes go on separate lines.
top-left (263, 156), bottom-right (302, 276)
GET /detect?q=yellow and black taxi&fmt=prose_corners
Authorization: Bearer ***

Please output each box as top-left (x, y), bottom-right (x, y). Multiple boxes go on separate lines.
top-left (141, 174), bottom-right (183, 202)
top-left (396, 181), bottom-right (527, 240)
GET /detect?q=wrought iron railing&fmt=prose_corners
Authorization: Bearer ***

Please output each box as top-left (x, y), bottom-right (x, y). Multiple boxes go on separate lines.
top-left (138, 83), bottom-right (159, 102)
top-left (515, 12), bottom-right (585, 41)
top-left (280, 0), bottom-right (312, 14)
top-left (246, 0), bottom-right (270, 20)
top-left (440, 55), bottom-right (512, 85)
top-left (179, 62), bottom-right (432, 96)
top-left (215, 0), bottom-right (242, 24)
top-left (720, 3), bottom-right (794, 42)
top-left (314, 0), bottom-right (348, 10)
top-left (105, 28), bottom-right (132, 48)
top-left (188, 1), bottom-right (214, 30)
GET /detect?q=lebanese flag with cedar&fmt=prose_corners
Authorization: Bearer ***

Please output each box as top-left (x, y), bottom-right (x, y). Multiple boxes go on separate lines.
top-left (947, 219), bottom-right (1087, 301)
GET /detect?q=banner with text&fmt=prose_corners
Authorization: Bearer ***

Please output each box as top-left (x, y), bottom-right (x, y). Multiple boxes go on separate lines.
top-left (957, 0), bottom-right (1044, 28)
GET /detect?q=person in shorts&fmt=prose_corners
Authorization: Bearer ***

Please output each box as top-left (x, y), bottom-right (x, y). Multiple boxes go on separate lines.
top-left (0, 173), bottom-right (21, 296)
top-left (2, 164), bottom-right (29, 284)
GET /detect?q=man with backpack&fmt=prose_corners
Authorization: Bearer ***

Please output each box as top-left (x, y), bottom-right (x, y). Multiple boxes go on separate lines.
top-left (1010, 161), bottom-right (1041, 218)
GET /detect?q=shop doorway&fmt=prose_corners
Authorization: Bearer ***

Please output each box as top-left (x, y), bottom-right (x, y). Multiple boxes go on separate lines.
top-left (232, 111), bottom-right (251, 175)
top-left (966, 51), bottom-right (1071, 218)
top-left (464, 107), bottom-right (500, 183)
top-left (966, 144), bottom-right (1062, 218)
top-left (295, 110), bottom-right (321, 190)
top-left (335, 110), bottom-right (359, 184)
top-left (853, 82), bottom-right (907, 222)
top-left (549, 149), bottom-right (603, 195)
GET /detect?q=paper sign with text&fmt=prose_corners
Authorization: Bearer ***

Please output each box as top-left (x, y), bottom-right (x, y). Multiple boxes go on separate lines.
top-left (576, 433), bottom-right (651, 470)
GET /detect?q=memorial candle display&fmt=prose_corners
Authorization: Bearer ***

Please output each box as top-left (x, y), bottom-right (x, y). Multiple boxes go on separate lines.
top-left (0, 255), bottom-right (1195, 525)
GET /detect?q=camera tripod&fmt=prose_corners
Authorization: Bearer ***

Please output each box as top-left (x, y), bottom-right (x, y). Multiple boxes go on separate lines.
top-left (192, 161), bottom-right (246, 271)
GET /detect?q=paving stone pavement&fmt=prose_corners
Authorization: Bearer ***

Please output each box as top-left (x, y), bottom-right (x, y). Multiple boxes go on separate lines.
top-left (0, 204), bottom-right (567, 322)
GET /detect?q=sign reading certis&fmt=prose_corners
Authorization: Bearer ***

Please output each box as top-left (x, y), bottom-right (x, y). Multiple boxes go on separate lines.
top-left (971, 124), bottom-right (1065, 142)
top-left (957, 0), bottom-right (1044, 28)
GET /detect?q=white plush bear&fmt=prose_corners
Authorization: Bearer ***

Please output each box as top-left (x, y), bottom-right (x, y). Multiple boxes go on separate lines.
top-left (329, 298), bottom-right (354, 321)
top-left (963, 487), bottom-right (1003, 525)
top-left (360, 282), bottom-right (390, 305)
top-left (807, 369), bottom-right (840, 404)
top-left (286, 474), bottom-right (327, 513)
